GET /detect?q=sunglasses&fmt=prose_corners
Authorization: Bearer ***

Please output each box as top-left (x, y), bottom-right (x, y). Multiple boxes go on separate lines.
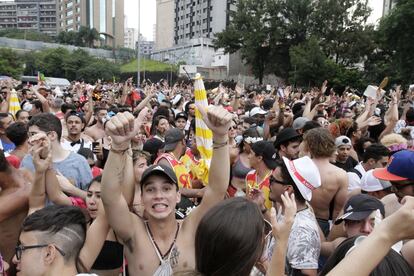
top-left (269, 175), bottom-right (287, 185)
top-left (15, 243), bottom-right (65, 261)
top-left (229, 125), bottom-right (237, 130)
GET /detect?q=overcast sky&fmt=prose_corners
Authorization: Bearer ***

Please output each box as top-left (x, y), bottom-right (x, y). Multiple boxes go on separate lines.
top-left (126, 0), bottom-right (383, 41)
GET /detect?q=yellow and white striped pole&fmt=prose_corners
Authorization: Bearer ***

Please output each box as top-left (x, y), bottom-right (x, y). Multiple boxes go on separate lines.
top-left (194, 73), bottom-right (212, 167)
top-left (8, 89), bottom-right (21, 119)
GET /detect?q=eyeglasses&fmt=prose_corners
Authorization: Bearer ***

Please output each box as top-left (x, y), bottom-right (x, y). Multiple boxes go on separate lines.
top-left (229, 125), bottom-right (237, 130)
top-left (269, 175), bottom-right (287, 185)
top-left (15, 243), bottom-right (65, 261)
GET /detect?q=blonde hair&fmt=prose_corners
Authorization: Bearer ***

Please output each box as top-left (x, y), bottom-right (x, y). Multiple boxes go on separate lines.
top-left (380, 133), bottom-right (407, 149)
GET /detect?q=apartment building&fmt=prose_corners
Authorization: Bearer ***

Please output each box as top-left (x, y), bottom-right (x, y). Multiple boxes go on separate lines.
top-left (0, 0), bottom-right (57, 36)
top-left (58, 0), bottom-right (124, 47)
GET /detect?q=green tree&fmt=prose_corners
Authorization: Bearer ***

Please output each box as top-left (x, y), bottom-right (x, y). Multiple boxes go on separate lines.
top-left (289, 37), bottom-right (332, 86)
top-left (0, 29), bottom-right (53, 42)
top-left (77, 59), bottom-right (120, 83)
top-left (214, 0), bottom-right (274, 84)
top-left (311, 0), bottom-right (374, 66)
top-left (268, 0), bottom-right (315, 78)
top-left (0, 48), bottom-right (24, 78)
top-left (378, 0), bottom-right (414, 82)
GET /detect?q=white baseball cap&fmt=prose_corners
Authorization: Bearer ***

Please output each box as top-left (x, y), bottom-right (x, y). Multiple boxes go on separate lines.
top-left (361, 170), bottom-right (392, 192)
top-left (282, 156), bottom-right (321, 201)
top-left (249, 106), bottom-right (267, 117)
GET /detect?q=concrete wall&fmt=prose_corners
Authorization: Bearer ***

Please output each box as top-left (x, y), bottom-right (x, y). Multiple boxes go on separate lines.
top-left (0, 37), bottom-right (115, 60)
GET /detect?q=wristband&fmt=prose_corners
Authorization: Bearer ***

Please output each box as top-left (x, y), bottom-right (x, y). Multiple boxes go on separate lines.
top-left (212, 140), bottom-right (228, 149)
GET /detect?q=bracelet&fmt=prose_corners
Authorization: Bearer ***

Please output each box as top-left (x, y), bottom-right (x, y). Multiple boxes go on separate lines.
top-left (212, 140), bottom-right (228, 149)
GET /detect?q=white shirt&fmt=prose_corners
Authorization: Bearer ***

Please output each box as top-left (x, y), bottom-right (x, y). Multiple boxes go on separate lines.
top-left (61, 138), bottom-right (93, 153)
top-left (347, 162), bottom-right (367, 191)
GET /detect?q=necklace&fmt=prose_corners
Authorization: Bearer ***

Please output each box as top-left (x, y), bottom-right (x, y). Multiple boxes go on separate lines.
top-left (146, 222), bottom-right (180, 260)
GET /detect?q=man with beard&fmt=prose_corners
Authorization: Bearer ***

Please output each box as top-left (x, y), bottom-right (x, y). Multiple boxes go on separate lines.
top-left (274, 128), bottom-right (302, 160)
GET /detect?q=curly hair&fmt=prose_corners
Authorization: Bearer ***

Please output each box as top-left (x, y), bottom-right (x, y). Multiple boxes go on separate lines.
top-left (328, 118), bottom-right (356, 138)
top-left (304, 128), bottom-right (336, 158)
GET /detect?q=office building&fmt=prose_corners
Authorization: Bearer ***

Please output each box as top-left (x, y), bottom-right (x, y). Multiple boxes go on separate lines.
top-left (124, 27), bottom-right (138, 49)
top-left (139, 40), bottom-right (154, 57)
top-left (0, 0), bottom-right (57, 36)
top-left (383, 0), bottom-right (397, 16)
top-left (153, 0), bottom-right (236, 70)
top-left (155, 0), bottom-right (174, 50)
top-left (58, 0), bottom-right (124, 47)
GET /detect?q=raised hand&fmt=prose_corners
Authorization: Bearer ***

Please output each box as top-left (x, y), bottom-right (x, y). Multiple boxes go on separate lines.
top-left (366, 116), bottom-right (382, 126)
top-left (271, 192), bottom-right (297, 242)
top-left (28, 133), bottom-right (51, 159)
top-left (32, 144), bottom-right (52, 173)
top-left (197, 104), bottom-right (235, 137)
top-left (377, 196), bottom-right (414, 243)
top-left (105, 112), bottom-right (137, 150)
top-left (321, 80), bottom-right (328, 94)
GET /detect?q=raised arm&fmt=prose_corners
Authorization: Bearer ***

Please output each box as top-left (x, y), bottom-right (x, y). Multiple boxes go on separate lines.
top-left (44, 169), bottom-right (73, 206)
top-left (267, 192), bottom-right (296, 276)
top-left (78, 202), bottom-right (110, 272)
top-left (101, 112), bottom-right (139, 242)
top-left (185, 105), bottom-right (233, 230)
top-left (28, 134), bottom-right (52, 214)
top-left (328, 196), bottom-right (414, 276)
top-left (83, 88), bottom-right (94, 126)
top-left (31, 87), bottom-right (50, 113)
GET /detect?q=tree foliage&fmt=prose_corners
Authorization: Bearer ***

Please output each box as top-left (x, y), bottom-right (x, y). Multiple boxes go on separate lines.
top-left (378, 0), bottom-right (414, 83)
top-left (56, 27), bottom-right (101, 48)
top-left (214, 0), bottom-right (375, 86)
top-left (0, 29), bottom-right (53, 42)
top-left (0, 48), bottom-right (24, 78)
top-left (20, 47), bottom-right (120, 82)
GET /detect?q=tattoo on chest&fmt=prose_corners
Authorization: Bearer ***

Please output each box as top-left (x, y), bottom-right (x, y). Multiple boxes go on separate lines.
top-left (169, 247), bottom-right (179, 268)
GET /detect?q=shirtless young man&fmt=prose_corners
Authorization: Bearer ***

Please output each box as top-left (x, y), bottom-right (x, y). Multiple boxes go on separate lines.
top-left (101, 106), bottom-right (233, 275)
top-left (84, 107), bottom-right (108, 142)
top-left (300, 128), bottom-right (348, 237)
top-left (0, 149), bottom-right (31, 265)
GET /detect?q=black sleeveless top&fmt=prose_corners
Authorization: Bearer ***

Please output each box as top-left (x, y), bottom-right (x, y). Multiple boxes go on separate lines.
top-left (91, 239), bottom-right (124, 270)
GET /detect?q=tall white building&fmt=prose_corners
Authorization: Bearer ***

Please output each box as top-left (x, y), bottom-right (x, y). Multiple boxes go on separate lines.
top-left (153, 0), bottom-right (236, 70)
top-left (155, 0), bottom-right (174, 50)
top-left (124, 27), bottom-right (138, 49)
top-left (383, 0), bottom-right (397, 16)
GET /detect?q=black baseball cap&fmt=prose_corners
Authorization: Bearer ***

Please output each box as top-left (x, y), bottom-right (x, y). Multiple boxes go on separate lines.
top-left (334, 194), bottom-right (385, 225)
top-left (175, 112), bottom-right (188, 121)
top-left (164, 128), bottom-right (185, 151)
top-left (143, 138), bottom-right (165, 156)
top-left (140, 164), bottom-right (178, 188)
top-left (251, 141), bottom-right (278, 169)
top-left (274, 128), bottom-right (302, 148)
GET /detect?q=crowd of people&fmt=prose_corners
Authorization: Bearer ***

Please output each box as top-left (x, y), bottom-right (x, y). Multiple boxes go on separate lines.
top-left (1, 76), bottom-right (414, 276)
